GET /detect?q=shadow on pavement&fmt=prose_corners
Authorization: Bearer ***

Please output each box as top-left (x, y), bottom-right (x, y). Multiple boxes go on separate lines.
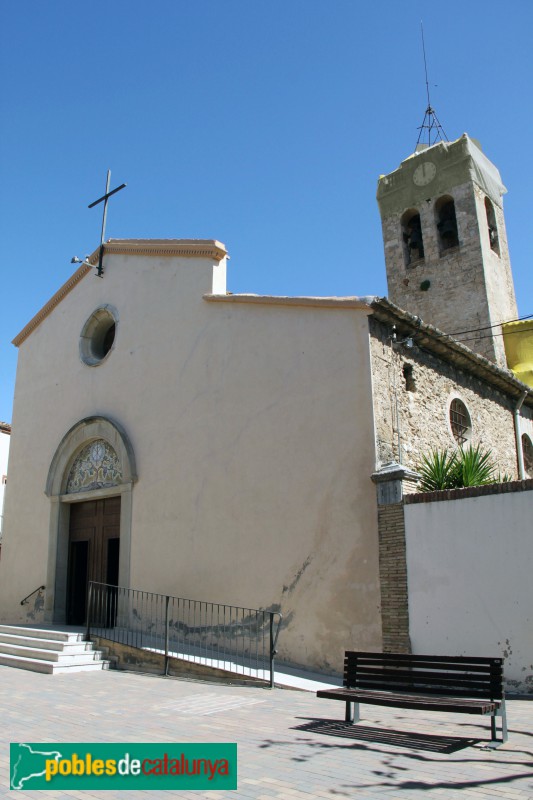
top-left (293, 718), bottom-right (480, 753)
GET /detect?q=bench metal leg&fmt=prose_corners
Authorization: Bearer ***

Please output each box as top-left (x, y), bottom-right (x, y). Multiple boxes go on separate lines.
top-left (488, 700), bottom-right (508, 747)
top-left (345, 701), bottom-right (360, 724)
top-left (500, 700), bottom-right (508, 743)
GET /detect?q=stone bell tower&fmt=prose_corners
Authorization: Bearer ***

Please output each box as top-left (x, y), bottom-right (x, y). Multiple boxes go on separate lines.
top-left (376, 133), bottom-right (518, 368)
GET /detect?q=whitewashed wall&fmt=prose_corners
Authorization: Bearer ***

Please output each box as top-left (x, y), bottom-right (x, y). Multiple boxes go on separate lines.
top-left (0, 247), bottom-right (381, 673)
top-left (405, 487), bottom-right (533, 693)
top-left (0, 429), bottom-right (9, 540)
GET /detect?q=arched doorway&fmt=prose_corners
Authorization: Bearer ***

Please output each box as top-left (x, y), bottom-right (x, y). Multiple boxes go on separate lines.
top-left (64, 440), bottom-right (122, 624)
top-left (45, 417), bottom-right (137, 624)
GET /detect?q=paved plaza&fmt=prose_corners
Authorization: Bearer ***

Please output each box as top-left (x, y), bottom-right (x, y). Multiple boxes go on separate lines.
top-left (1, 665), bottom-right (532, 799)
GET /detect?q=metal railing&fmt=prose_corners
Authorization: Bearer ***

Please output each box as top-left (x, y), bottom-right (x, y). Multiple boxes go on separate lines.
top-left (86, 582), bottom-right (282, 687)
top-left (20, 585), bottom-right (46, 606)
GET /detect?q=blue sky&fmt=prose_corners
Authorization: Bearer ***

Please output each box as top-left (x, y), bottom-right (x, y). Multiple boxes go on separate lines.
top-left (1, 1), bottom-right (532, 422)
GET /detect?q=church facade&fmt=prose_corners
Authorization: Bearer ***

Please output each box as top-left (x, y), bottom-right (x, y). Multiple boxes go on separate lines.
top-left (0, 422), bottom-right (10, 545)
top-left (0, 136), bottom-right (531, 673)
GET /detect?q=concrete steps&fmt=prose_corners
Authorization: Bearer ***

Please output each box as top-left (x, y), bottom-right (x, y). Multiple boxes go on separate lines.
top-left (0, 625), bottom-right (110, 674)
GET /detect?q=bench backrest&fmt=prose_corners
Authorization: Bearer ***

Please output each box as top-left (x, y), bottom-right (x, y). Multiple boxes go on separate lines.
top-left (344, 651), bottom-right (504, 700)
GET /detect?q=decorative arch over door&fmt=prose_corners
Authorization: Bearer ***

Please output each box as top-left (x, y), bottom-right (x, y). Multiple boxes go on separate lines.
top-left (44, 417), bottom-right (137, 624)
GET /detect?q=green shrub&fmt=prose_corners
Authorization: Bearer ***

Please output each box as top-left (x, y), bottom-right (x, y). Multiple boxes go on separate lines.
top-left (416, 445), bottom-right (504, 492)
top-left (457, 444), bottom-right (498, 487)
top-left (417, 448), bottom-right (460, 492)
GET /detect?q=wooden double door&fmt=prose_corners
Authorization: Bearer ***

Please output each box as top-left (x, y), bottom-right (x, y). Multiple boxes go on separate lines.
top-left (66, 497), bottom-right (121, 625)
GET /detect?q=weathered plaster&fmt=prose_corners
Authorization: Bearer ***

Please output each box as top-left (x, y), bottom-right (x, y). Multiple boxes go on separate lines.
top-left (0, 248), bottom-right (382, 672)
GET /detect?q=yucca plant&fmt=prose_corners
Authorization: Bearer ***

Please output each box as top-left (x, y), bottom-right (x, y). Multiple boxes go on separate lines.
top-left (416, 444), bottom-right (502, 491)
top-left (417, 448), bottom-right (460, 491)
top-left (497, 472), bottom-right (513, 483)
top-left (456, 444), bottom-right (497, 487)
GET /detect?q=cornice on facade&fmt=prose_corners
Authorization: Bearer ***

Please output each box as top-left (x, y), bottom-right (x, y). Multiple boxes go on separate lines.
top-left (12, 262), bottom-right (92, 347)
top-left (12, 239), bottom-right (228, 348)
top-left (203, 293), bottom-right (376, 310)
top-left (0, 422), bottom-right (11, 435)
top-left (103, 239), bottom-right (227, 261)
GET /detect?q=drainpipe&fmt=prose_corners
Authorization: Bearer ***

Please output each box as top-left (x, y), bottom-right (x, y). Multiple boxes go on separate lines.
top-left (514, 391), bottom-right (528, 480)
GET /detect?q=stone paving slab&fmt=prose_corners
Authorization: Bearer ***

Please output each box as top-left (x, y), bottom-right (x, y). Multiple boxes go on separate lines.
top-left (1, 665), bottom-right (532, 799)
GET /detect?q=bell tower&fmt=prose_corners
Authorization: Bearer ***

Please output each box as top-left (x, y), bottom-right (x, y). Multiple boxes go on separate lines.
top-left (376, 134), bottom-right (518, 368)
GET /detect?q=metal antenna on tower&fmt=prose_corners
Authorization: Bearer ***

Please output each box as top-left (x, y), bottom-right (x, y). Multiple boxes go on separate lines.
top-left (416, 22), bottom-right (449, 149)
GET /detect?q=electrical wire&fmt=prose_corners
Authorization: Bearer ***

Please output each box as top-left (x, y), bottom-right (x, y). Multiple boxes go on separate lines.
top-left (398, 311), bottom-right (533, 341)
top-left (456, 326), bottom-right (533, 345)
top-left (434, 312), bottom-right (533, 340)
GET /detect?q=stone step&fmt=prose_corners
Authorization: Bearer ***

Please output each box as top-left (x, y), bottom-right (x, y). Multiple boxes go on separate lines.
top-left (0, 652), bottom-right (109, 674)
top-left (0, 632), bottom-right (92, 653)
top-left (0, 625), bottom-right (109, 674)
top-left (49, 661), bottom-right (110, 674)
top-left (0, 625), bottom-right (84, 643)
top-left (0, 642), bottom-right (101, 664)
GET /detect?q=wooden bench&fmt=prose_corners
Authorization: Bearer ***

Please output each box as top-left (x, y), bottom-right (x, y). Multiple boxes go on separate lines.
top-left (317, 651), bottom-right (507, 746)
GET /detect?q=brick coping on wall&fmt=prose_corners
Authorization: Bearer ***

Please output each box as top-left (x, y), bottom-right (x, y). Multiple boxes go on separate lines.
top-left (405, 478), bottom-right (533, 504)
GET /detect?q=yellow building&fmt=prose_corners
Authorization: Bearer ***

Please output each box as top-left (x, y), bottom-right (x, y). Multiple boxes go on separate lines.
top-left (503, 319), bottom-right (533, 389)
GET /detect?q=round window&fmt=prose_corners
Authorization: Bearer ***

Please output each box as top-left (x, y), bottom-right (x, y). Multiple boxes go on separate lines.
top-left (80, 306), bottom-right (118, 366)
top-left (449, 398), bottom-right (472, 446)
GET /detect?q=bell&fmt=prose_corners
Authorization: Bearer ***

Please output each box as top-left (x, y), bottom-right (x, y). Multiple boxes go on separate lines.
top-left (438, 219), bottom-right (457, 241)
top-left (409, 229), bottom-right (423, 250)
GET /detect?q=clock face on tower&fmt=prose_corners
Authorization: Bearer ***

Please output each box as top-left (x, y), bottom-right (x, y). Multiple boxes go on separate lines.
top-left (413, 161), bottom-right (437, 186)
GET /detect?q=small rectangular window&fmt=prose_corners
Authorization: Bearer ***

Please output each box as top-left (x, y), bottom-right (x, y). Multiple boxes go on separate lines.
top-left (403, 364), bottom-right (416, 392)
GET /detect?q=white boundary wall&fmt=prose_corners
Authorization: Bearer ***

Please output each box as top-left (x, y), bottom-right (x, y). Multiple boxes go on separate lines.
top-left (405, 487), bottom-right (533, 693)
top-left (0, 430), bottom-right (9, 540)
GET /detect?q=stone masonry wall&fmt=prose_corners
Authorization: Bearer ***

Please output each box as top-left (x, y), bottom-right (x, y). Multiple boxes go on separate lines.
top-left (382, 180), bottom-right (502, 364)
top-left (369, 316), bottom-right (520, 479)
top-left (473, 183), bottom-right (518, 367)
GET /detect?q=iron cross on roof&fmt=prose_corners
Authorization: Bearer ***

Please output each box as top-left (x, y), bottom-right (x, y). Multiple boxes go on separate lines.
top-left (88, 170), bottom-right (127, 278)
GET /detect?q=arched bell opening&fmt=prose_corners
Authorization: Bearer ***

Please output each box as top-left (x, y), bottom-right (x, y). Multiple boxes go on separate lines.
top-left (435, 195), bottom-right (459, 253)
top-left (401, 208), bottom-right (425, 266)
top-left (485, 197), bottom-right (500, 256)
